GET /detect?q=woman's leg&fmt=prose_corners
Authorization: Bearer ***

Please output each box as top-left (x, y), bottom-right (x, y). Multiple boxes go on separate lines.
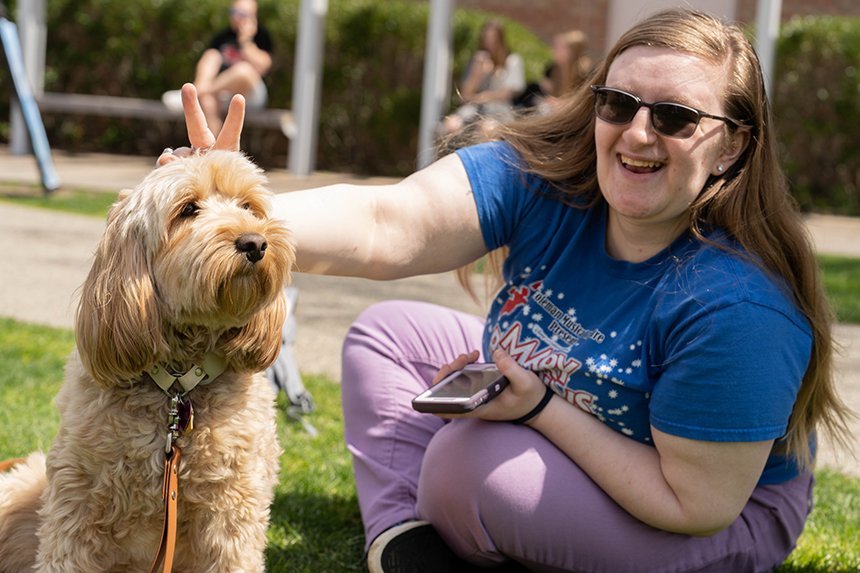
top-left (340, 300), bottom-right (486, 550)
top-left (419, 419), bottom-right (813, 573)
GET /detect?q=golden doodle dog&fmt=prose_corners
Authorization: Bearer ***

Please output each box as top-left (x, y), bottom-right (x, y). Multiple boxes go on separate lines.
top-left (0, 150), bottom-right (293, 572)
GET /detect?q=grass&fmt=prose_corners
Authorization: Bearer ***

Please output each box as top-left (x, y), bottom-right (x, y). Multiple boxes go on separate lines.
top-left (819, 255), bottom-right (860, 324)
top-left (0, 182), bottom-right (118, 218)
top-left (0, 317), bottom-right (858, 571)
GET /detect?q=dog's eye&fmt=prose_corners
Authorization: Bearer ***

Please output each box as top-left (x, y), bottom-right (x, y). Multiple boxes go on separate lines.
top-left (242, 202), bottom-right (252, 210)
top-left (180, 202), bottom-right (199, 218)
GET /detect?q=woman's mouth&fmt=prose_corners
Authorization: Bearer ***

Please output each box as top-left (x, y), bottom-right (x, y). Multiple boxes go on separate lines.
top-left (620, 154), bottom-right (664, 174)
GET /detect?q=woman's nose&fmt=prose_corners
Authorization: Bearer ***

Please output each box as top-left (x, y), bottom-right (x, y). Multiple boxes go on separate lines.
top-left (624, 107), bottom-right (657, 142)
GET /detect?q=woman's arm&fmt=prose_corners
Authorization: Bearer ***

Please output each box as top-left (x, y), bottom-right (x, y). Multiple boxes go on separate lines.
top-left (271, 153), bottom-right (488, 279)
top-left (460, 51), bottom-right (494, 101)
top-left (469, 53), bottom-right (526, 105)
top-left (452, 349), bottom-right (773, 536)
top-left (531, 395), bottom-right (772, 535)
top-left (236, 18), bottom-right (272, 76)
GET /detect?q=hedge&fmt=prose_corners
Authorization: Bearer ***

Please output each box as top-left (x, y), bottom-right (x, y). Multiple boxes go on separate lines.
top-left (773, 15), bottom-right (860, 215)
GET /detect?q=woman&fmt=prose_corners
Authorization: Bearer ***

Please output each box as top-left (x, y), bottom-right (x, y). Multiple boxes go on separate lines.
top-left (440, 20), bottom-right (526, 137)
top-left (163, 8), bottom-right (851, 572)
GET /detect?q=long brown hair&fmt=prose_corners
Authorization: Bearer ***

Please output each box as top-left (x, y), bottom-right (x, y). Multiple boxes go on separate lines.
top-left (478, 20), bottom-right (511, 69)
top-left (460, 8), bottom-right (853, 468)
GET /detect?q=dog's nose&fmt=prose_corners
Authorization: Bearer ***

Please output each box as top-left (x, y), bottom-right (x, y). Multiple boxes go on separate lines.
top-left (235, 233), bottom-right (268, 263)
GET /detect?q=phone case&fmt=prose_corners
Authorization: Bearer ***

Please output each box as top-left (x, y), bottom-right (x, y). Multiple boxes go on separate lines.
top-left (411, 364), bottom-right (509, 414)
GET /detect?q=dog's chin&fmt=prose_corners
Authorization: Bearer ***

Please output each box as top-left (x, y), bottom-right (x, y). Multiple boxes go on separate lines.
top-left (222, 274), bottom-right (281, 322)
top-left (184, 265), bottom-right (282, 323)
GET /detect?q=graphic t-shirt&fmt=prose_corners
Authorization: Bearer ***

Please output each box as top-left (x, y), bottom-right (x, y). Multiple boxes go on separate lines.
top-left (456, 141), bottom-right (813, 485)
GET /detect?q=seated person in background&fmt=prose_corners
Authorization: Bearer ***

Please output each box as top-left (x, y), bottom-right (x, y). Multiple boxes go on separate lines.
top-left (440, 20), bottom-right (526, 137)
top-left (163, 0), bottom-right (273, 135)
top-left (514, 29), bottom-right (592, 114)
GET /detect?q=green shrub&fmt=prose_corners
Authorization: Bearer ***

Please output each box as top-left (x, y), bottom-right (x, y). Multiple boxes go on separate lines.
top-left (774, 15), bottom-right (860, 215)
top-left (0, 0), bottom-right (548, 176)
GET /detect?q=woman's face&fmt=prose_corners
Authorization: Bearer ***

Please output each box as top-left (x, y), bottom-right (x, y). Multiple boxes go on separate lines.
top-left (595, 45), bottom-right (740, 257)
top-left (480, 26), bottom-right (502, 52)
top-left (230, 0), bottom-right (257, 26)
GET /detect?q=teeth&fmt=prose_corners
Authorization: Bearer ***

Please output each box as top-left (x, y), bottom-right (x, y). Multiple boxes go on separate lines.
top-left (621, 155), bottom-right (662, 169)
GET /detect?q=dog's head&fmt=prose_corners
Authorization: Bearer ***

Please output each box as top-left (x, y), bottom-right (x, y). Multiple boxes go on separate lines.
top-left (76, 150), bottom-right (294, 386)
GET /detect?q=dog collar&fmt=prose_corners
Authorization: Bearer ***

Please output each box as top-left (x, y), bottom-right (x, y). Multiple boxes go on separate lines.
top-left (148, 351), bottom-right (228, 394)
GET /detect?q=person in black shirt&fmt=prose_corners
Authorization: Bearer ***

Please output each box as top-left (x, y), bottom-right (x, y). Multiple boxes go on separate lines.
top-left (191, 0), bottom-right (273, 134)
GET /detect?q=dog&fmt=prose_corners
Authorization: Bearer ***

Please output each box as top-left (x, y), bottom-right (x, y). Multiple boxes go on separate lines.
top-left (0, 150), bottom-right (294, 572)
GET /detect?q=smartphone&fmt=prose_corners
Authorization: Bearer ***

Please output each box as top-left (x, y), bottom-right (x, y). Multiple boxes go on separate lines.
top-left (412, 363), bottom-right (509, 414)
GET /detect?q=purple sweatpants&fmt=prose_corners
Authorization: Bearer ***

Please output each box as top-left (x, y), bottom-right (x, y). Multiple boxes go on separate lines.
top-left (341, 300), bottom-right (813, 572)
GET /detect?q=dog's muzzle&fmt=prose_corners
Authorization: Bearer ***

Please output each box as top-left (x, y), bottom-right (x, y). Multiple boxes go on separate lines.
top-left (235, 233), bottom-right (268, 263)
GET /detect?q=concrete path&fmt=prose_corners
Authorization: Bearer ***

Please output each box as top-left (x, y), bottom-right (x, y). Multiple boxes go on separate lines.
top-left (0, 148), bottom-right (857, 477)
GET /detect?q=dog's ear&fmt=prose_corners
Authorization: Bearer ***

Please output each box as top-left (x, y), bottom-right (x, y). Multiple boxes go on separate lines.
top-left (220, 292), bottom-right (287, 373)
top-left (75, 196), bottom-right (165, 385)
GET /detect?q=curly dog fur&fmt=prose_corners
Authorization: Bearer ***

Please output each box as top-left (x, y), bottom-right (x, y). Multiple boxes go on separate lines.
top-left (0, 151), bottom-right (294, 572)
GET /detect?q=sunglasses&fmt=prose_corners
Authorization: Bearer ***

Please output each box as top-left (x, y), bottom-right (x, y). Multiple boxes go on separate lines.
top-left (229, 8), bottom-right (252, 18)
top-left (591, 85), bottom-right (746, 139)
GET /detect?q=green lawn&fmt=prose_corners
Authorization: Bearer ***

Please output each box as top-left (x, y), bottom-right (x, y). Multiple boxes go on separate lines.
top-left (0, 183), bottom-right (118, 218)
top-left (820, 254), bottom-right (860, 324)
top-left (0, 318), bottom-right (857, 572)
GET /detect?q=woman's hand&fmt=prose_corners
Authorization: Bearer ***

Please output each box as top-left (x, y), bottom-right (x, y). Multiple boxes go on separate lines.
top-left (434, 348), bottom-right (553, 424)
top-left (156, 83), bottom-right (246, 167)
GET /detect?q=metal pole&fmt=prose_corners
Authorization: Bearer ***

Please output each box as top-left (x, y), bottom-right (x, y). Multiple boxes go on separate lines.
top-left (288, 0), bottom-right (327, 177)
top-left (755, 0), bottom-right (782, 101)
top-left (9, 0), bottom-right (46, 155)
top-left (416, 0), bottom-right (452, 170)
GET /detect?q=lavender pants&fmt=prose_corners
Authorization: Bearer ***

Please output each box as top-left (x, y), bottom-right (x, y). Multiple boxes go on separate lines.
top-left (341, 300), bottom-right (813, 572)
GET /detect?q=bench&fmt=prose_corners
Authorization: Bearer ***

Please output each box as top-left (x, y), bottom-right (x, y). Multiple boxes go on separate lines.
top-left (36, 92), bottom-right (297, 141)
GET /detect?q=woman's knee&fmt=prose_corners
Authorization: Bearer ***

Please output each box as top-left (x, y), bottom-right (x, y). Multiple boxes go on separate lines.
top-left (342, 301), bottom-right (420, 361)
top-left (417, 421), bottom-right (552, 559)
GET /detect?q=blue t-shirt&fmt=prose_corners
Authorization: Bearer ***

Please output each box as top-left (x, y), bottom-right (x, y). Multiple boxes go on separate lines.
top-left (456, 141), bottom-right (813, 485)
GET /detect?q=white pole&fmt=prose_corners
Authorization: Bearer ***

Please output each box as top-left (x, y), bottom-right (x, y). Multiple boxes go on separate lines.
top-left (9, 0), bottom-right (47, 155)
top-left (416, 0), bottom-right (452, 170)
top-left (755, 0), bottom-right (782, 101)
top-left (289, 0), bottom-right (327, 176)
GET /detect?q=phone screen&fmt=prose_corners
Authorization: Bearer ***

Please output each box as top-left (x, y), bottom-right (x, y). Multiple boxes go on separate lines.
top-left (429, 368), bottom-right (503, 398)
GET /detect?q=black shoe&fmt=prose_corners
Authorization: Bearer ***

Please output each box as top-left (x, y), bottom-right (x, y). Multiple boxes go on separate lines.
top-left (366, 521), bottom-right (531, 573)
top-left (367, 520), bottom-right (476, 573)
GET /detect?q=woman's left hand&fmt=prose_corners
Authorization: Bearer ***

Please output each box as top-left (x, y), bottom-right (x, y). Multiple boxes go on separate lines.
top-left (436, 348), bottom-right (553, 423)
top-left (156, 83), bottom-right (246, 167)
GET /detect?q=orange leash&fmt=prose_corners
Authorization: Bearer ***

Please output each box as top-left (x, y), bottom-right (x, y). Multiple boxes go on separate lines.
top-left (148, 446), bottom-right (181, 573)
top-left (0, 457), bottom-right (26, 472)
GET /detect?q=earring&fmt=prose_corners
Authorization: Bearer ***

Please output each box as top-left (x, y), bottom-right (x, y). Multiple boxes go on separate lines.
top-left (716, 165), bottom-right (725, 173)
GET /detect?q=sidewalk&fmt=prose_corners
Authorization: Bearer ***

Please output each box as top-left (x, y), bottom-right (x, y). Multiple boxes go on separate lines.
top-left (0, 148), bottom-right (857, 477)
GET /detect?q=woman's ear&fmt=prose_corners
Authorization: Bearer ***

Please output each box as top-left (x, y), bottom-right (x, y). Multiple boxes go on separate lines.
top-left (713, 128), bottom-right (751, 176)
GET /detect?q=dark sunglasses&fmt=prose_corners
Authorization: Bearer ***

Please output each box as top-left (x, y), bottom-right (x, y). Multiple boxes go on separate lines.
top-left (591, 85), bottom-right (746, 139)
